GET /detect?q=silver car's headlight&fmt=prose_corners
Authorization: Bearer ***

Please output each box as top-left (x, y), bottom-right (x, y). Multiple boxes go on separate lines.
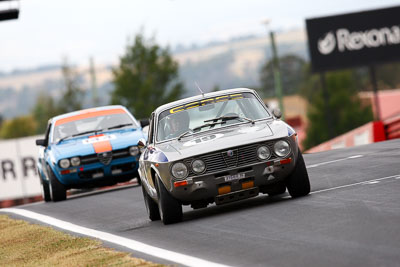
top-left (171, 162), bottom-right (188, 180)
top-left (70, 157), bottom-right (81, 167)
top-left (59, 159), bottom-right (70, 169)
top-left (129, 146), bottom-right (140, 156)
top-left (192, 159), bottom-right (206, 174)
top-left (274, 140), bottom-right (291, 157)
top-left (257, 146), bottom-right (271, 160)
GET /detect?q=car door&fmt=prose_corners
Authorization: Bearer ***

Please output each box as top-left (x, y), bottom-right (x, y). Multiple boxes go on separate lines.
top-left (38, 122), bottom-right (52, 181)
top-left (140, 113), bottom-right (157, 191)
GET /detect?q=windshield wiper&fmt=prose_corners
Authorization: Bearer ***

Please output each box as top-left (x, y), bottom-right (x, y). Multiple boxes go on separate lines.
top-left (192, 121), bottom-right (224, 132)
top-left (58, 129), bottom-right (105, 143)
top-left (57, 135), bottom-right (73, 144)
top-left (204, 115), bottom-right (239, 123)
top-left (236, 116), bottom-right (255, 124)
top-left (107, 123), bottom-right (133, 130)
top-left (177, 129), bottom-right (194, 141)
top-left (205, 115), bottom-right (255, 125)
top-left (178, 116), bottom-right (233, 140)
top-left (177, 116), bottom-right (256, 142)
top-left (72, 129), bottom-right (103, 137)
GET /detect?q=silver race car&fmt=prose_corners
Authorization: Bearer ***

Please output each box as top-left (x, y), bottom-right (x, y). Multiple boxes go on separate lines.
top-left (138, 88), bottom-right (310, 224)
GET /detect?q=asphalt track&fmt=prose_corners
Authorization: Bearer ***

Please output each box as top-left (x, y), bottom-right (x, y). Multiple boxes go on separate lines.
top-left (2, 139), bottom-right (400, 267)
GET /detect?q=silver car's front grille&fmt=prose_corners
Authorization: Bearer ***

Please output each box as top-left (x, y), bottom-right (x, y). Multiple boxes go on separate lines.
top-left (222, 149), bottom-right (239, 168)
top-left (183, 141), bottom-right (278, 177)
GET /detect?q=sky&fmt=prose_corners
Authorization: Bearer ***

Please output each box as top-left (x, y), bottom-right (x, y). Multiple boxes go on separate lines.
top-left (0, 0), bottom-right (399, 72)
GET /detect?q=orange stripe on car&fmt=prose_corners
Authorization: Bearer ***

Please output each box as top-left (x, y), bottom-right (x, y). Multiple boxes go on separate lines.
top-left (55, 108), bottom-right (126, 126)
top-left (89, 134), bottom-right (112, 153)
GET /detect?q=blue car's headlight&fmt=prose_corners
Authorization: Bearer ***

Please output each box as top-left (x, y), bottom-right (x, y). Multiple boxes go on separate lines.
top-left (129, 146), bottom-right (140, 156)
top-left (70, 157), bottom-right (81, 167)
top-left (59, 159), bottom-right (70, 169)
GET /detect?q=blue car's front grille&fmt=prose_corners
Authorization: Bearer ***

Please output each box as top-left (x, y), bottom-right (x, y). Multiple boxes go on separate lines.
top-left (78, 162), bottom-right (137, 179)
top-left (78, 168), bottom-right (104, 179)
top-left (80, 148), bottom-right (131, 165)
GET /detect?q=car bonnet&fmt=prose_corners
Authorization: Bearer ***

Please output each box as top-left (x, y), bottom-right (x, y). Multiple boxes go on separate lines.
top-left (155, 120), bottom-right (291, 161)
top-left (51, 129), bottom-right (144, 160)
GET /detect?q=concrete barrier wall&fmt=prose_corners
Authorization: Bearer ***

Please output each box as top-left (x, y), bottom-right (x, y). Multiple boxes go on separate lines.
top-left (0, 135), bottom-right (42, 201)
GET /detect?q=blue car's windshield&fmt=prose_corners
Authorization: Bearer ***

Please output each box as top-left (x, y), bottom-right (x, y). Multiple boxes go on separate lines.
top-left (53, 112), bottom-right (137, 143)
top-left (156, 92), bottom-right (270, 142)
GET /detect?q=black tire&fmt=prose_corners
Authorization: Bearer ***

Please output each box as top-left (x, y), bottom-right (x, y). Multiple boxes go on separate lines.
top-left (39, 170), bottom-right (51, 202)
top-left (134, 171), bottom-right (141, 186)
top-left (285, 151), bottom-right (310, 198)
top-left (267, 182), bottom-right (287, 196)
top-left (155, 175), bottom-right (183, 225)
top-left (47, 167), bottom-right (67, 202)
top-left (41, 180), bottom-right (51, 202)
top-left (141, 184), bottom-right (160, 221)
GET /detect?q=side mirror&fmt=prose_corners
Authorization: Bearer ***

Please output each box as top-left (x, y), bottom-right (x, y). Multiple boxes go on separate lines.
top-left (137, 138), bottom-right (147, 149)
top-left (272, 108), bottom-right (282, 119)
top-left (139, 119), bottom-right (150, 128)
top-left (36, 139), bottom-right (46, 146)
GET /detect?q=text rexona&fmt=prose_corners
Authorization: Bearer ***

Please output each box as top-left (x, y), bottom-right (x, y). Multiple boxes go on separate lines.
top-left (318, 26), bottom-right (400, 55)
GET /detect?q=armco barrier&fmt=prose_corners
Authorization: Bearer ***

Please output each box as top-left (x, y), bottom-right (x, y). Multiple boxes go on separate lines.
top-left (306, 121), bottom-right (386, 153)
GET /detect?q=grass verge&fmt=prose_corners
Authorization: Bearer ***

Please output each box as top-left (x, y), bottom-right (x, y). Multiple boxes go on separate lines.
top-left (0, 215), bottom-right (163, 266)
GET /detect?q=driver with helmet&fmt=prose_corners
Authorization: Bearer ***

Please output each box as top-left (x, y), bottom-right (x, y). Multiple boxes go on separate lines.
top-left (165, 110), bottom-right (190, 139)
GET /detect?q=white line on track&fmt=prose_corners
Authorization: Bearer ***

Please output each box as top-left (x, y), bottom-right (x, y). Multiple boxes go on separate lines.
top-left (1, 208), bottom-right (232, 267)
top-left (310, 174), bottom-right (400, 195)
top-left (363, 181), bottom-right (380, 185)
top-left (307, 154), bottom-right (364, 168)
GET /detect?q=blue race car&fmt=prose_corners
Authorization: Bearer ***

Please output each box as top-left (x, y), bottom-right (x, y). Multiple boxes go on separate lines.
top-left (36, 105), bottom-right (148, 202)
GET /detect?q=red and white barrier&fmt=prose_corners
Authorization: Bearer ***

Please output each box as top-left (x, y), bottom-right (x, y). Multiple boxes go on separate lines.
top-left (0, 135), bottom-right (139, 208)
top-left (306, 121), bottom-right (386, 153)
top-left (0, 135), bottom-right (43, 207)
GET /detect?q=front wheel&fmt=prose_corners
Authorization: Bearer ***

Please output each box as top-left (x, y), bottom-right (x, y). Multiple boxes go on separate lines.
top-left (155, 175), bottom-right (183, 225)
top-left (285, 151), bottom-right (310, 198)
top-left (41, 179), bottom-right (51, 202)
top-left (267, 181), bottom-right (287, 196)
top-left (47, 167), bottom-right (67, 202)
top-left (141, 183), bottom-right (160, 221)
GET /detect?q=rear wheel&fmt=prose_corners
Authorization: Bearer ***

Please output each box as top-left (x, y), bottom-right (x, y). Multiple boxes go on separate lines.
top-left (285, 151), bottom-right (310, 198)
top-left (48, 167), bottom-right (67, 202)
top-left (141, 183), bottom-right (160, 221)
top-left (155, 175), bottom-right (183, 225)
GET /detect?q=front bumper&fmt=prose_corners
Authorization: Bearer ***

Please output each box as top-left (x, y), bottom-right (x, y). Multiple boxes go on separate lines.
top-left (168, 154), bottom-right (296, 204)
top-left (55, 155), bottom-right (140, 188)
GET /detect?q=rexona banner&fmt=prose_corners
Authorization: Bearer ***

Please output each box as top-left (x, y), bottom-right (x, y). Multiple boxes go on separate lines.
top-left (306, 5), bottom-right (400, 72)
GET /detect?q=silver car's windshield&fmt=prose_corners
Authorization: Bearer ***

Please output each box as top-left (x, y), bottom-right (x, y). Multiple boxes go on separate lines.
top-left (156, 92), bottom-right (270, 142)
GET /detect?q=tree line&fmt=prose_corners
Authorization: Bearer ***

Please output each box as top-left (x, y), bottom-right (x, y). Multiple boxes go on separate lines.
top-left (0, 34), bottom-right (184, 139)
